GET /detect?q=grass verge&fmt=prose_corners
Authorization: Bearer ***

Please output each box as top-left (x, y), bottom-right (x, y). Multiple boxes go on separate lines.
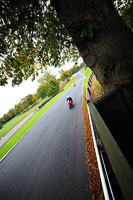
top-left (80, 67), bottom-right (92, 96)
top-left (94, 80), bottom-right (103, 96)
top-left (0, 98), bottom-right (48, 139)
top-left (80, 67), bottom-right (92, 112)
top-left (0, 76), bottom-right (76, 160)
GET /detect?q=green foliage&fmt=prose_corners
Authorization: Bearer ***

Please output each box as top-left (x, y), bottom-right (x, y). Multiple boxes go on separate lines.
top-left (68, 64), bottom-right (82, 76)
top-left (79, 1), bottom-right (109, 41)
top-left (6, 111), bottom-right (13, 119)
top-left (37, 82), bottom-right (49, 99)
top-left (20, 94), bottom-right (33, 110)
top-left (59, 64), bottom-right (82, 82)
top-left (32, 94), bottom-right (39, 103)
top-left (0, 123), bottom-right (3, 129)
top-left (79, 0), bottom-right (133, 44)
top-left (0, 0), bottom-right (79, 86)
top-left (37, 71), bottom-right (60, 99)
top-left (60, 70), bottom-right (70, 81)
top-left (0, 109), bottom-right (15, 125)
top-left (113, 0), bottom-right (133, 31)
top-left (47, 79), bottom-right (60, 96)
top-left (14, 103), bottom-right (23, 115)
top-left (80, 24), bottom-right (97, 39)
top-left (0, 118), bottom-right (2, 124)
top-left (37, 79), bottom-right (59, 99)
top-left (0, 0), bottom-right (132, 87)
top-left (2, 114), bottom-right (9, 123)
top-left (94, 80), bottom-right (103, 96)
top-left (8, 109), bottom-right (15, 118)
top-left (37, 71), bottom-right (56, 83)
top-left (13, 94), bottom-right (37, 116)
top-left (99, 65), bottom-right (113, 77)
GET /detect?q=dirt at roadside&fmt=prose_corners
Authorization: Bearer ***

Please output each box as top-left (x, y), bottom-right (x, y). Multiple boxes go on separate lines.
top-left (90, 75), bottom-right (102, 101)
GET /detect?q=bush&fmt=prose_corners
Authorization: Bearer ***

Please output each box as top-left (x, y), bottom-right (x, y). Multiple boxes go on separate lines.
top-left (0, 123), bottom-right (3, 129)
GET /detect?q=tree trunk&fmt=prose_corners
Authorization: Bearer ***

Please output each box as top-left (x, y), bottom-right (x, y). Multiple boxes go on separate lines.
top-left (52, 0), bottom-right (133, 111)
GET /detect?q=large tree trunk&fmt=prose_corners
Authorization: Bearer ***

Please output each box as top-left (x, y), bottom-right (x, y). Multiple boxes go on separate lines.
top-left (52, 0), bottom-right (133, 111)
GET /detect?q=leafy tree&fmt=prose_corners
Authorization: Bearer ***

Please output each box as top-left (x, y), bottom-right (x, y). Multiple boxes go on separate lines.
top-left (8, 109), bottom-right (15, 118)
top-left (114, 0), bottom-right (133, 30)
top-left (32, 94), bottom-right (39, 103)
top-left (0, 0), bottom-right (78, 86)
top-left (1, 114), bottom-right (10, 124)
top-left (6, 111), bottom-right (13, 119)
top-left (14, 103), bottom-right (23, 115)
top-left (4, 109), bottom-right (15, 121)
top-left (37, 70), bottom-right (59, 98)
top-left (0, 0), bottom-right (133, 109)
top-left (68, 65), bottom-right (81, 76)
top-left (0, 109), bottom-right (15, 125)
top-left (0, 122), bottom-right (3, 129)
top-left (37, 77), bottom-right (59, 99)
top-left (20, 94), bottom-right (33, 110)
top-left (47, 78), bottom-right (59, 96)
top-left (0, 123), bottom-right (3, 129)
top-left (59, 65), bottom-right (81, 80)
top-left (0, 118), bottom-right (2, 124)
top-left (60, 70), bottom-right (70, 81)
top-left (37, 71), bottom-right (56, 84)
top-left (37, 82), bottom-right (49, 99)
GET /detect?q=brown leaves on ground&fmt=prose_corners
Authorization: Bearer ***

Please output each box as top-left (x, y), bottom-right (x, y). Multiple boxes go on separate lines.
top-left (82, 75), bottom-right (104, 200)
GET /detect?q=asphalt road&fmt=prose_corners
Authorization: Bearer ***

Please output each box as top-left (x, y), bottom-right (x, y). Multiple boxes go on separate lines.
top-left (0, 72), bottom-right (92, 200)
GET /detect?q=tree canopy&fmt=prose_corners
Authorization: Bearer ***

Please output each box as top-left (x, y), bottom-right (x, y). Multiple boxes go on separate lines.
top-left (0, 0), bottom-right (79, 86)
top-left (114, 0), bottom-right (133, 30)
top-left (0, 0), bottom-right (133, 91)
top-left (37, 71), bottom-right (59, 98)
top-left (60, 70), bottom-right (70, 81)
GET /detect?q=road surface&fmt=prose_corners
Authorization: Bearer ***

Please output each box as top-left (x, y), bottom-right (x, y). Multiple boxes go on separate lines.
top-left (0, 73), bottom-right (92, 200)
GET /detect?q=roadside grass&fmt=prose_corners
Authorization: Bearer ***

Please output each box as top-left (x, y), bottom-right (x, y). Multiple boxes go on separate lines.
top-left (80, 67), bottom-right (92, 78)
top-left (80, 67), bottom-right (92, 110)
top-left (80, 67), bottom-right (92, 94)
top-left (0, 98), bottom-right (48, 140)
top-left (94, 80), bottom-right (103, 96)
top-left (0, 76), bottom-right (76, 159)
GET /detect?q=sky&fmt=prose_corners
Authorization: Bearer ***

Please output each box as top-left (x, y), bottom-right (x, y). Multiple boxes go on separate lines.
top-left (0, 58), bottom-right (83, 118)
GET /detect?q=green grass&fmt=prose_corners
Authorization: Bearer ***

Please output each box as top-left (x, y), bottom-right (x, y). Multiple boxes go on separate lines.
top-left (0, 98), bottom-right (48, 140)
top-left (80, 67), bottom-right (92, 114)
top-left (0, 76), bottom-right (76, 159)
top-left (94, 80), bottom-right (103, 96)
top-left (80, 67), bottom-right (92, 96)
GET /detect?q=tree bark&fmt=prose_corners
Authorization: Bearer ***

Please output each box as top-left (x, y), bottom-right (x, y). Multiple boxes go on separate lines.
top-left (52, 0), bottom-right (133, 110)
